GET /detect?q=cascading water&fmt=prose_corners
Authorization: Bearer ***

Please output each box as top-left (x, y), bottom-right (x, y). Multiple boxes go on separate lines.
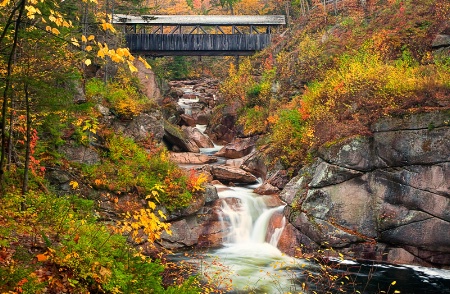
top-left (171, 80), bottom-right (450, 294)
top-left (203, 186), bottom-right (302, 293)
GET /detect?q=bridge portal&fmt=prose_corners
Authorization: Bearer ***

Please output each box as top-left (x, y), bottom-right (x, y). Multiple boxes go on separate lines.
top-left (112, 14), bottom-right (286, 56)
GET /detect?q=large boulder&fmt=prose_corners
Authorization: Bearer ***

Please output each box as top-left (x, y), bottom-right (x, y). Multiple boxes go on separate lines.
top-left (112, 111), bottom-right (165, 142)
top-left (282, 111), bottom-right (450, 267)
top-left (183, 126), bottom-right (214, 148)
top-left (163, 120), bottom-right (199, 152)
top-left (169, 152), bottom-right (217, 164)
top-left (179, 114), bottom-right (196, 127)
top-left (134, 59), bottom-right (162, 103)
top-left (240, 150), bottom-right (268, 179)
top-left (215, 136), bottom-right (258, 159)
top-left (211, 165), bottom-right (258, 184)
top-left (205, 105), bottom-right (238, 144)
top-left (158, 185), bottom-right (226, 249)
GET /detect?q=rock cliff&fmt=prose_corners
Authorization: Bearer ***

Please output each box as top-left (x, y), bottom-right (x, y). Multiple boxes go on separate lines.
top-left (279, 110), bottom-right (450, 268)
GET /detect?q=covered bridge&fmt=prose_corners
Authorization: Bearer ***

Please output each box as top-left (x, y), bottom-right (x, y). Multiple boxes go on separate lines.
top-left (112, 14), bottom-right (286, 56)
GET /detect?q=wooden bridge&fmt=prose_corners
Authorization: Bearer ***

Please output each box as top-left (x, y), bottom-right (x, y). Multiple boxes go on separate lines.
top-left (112, 14), bottom-right (286, 56)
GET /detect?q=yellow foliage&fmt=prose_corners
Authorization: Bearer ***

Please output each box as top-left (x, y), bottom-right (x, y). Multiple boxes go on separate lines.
top-left (71, 37), bottom-right (80, 47)
top-left (101, 21), bottom-right (116, 33)
top-left (69, 181), bottom-right (79, 190)
top-left (220, 58), bottom-right (255, 106)
top-left (127, 60), bottom-right (138, 73)
top-left (234, 0), bottom-right (270, 15)
top-left (51, 27), bottom-right (60, 35)
top-left (120, 201), bottom-right (172, 244)
top-left (138, 56), bottom-right (151, 69)
top-left (188, 171), bottom-right (208, 193)
top-left (25, 5), bottom-right (41, 19)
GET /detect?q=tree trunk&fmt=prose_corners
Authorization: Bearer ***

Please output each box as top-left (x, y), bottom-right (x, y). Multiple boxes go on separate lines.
top-left (22, 82), bottom-right (31, 197)
top-left (0, 0), bottom-right (26, 193)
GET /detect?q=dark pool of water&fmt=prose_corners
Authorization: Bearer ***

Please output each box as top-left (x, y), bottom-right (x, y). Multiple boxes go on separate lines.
top-left (296, 260), bottom-right (450, 294)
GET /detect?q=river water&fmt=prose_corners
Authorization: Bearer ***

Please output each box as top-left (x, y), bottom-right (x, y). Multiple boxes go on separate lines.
top-left (186, 184), bottom-right (450, 294)
top-left (172, 85), bottom-right (450, 293)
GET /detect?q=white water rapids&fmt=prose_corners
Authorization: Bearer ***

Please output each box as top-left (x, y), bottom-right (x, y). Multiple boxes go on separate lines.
top-left (172, 92), bottom-right (450, 294)
top-left (202, 186), bottom-right (303, 293)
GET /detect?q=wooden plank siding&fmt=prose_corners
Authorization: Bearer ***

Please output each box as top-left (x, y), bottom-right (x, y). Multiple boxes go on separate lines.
top-left (126, 33), bottom-right (272, 56)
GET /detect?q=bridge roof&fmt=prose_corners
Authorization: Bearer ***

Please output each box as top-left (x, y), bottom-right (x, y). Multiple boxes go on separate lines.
top-left (112, 14), bottom-right (286, 26)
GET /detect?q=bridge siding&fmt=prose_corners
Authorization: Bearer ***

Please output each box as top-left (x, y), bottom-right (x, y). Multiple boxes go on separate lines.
top-left (126, 34), bottom-right (271, 54)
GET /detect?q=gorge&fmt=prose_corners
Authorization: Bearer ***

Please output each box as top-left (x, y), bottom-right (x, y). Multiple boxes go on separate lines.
top-left (2, 1), bottom-right (450, 293)
top-left (152, 78), bottom-right (450, 293)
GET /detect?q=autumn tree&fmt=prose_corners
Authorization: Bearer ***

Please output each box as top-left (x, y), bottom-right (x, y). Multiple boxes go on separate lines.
top-left (0, 0), bottom-right (151, 195)
top-left (216, 0), bottom-right (241, 14)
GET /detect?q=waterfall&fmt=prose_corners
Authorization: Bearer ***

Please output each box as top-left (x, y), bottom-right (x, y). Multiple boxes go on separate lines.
top-left (218, 187), bottom-right (284, 245)
top-left (204, 186), bottom-right (299, 293)
top-left (269, 215), bottom-right (286, 247)
top-left (251, 206), bottom-right (284, 243)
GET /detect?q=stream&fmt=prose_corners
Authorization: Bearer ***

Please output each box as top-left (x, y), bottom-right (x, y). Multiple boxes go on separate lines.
top-left (169, 80), bottom-right (450, 293)
top-left (171, 181), bottom-right (450, 293)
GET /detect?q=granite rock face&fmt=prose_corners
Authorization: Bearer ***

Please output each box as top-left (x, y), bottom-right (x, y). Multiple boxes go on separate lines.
top-left (280, 111), bottom-right (450, 267)
top-left (158, 185), bottom-right (226, 249)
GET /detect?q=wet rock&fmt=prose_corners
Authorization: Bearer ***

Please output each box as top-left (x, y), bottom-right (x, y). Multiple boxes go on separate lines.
top-left (160, 197), bottom-right (226, 249)
top-left (254, 183), bottom-right (279, 195)
top-left (266, 169), bottom-right (291, 190)
top-left (196, 219), bottom-right (226, 247)
top-left (215, 136), bottom-right (258, 159)
top-left (179, 114), bottom-right (196, 127)
top-left (164, 121), bottom-right (199, 152)
top-left (183, 126), bottom-right (214, 148)
top-left (194, 109), bottom-right (212, 125)
top-left (169, 152), bottom-right (217, 164)
top-left (204, 184), bottom-right (219, 203)
top-left (169, 88), bottom-right (184, 99)
top-left (240, 150), bottom-right (268, 179)
top-left (211, 165), bottom-right (258, 184)
top-left (205, 105), bottom-right (238, 144)
top-left (277, 222), bottom-right (316, 257)
top-left (225, 158), bottom-right (244, 167)
top-left (259, 194), bottom-right (284, 207)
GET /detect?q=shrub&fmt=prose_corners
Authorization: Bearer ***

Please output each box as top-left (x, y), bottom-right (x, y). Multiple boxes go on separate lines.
top-left (265, 108), bottom-right (314, 167)
top-left (83, 134), bottom-right (202, 211)
top-left (237, 106), bottom-right (269, 136)
top-left (85, 73), bottom-right (151, 119)
top-left (0, 191), bottom-right (201, 293)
